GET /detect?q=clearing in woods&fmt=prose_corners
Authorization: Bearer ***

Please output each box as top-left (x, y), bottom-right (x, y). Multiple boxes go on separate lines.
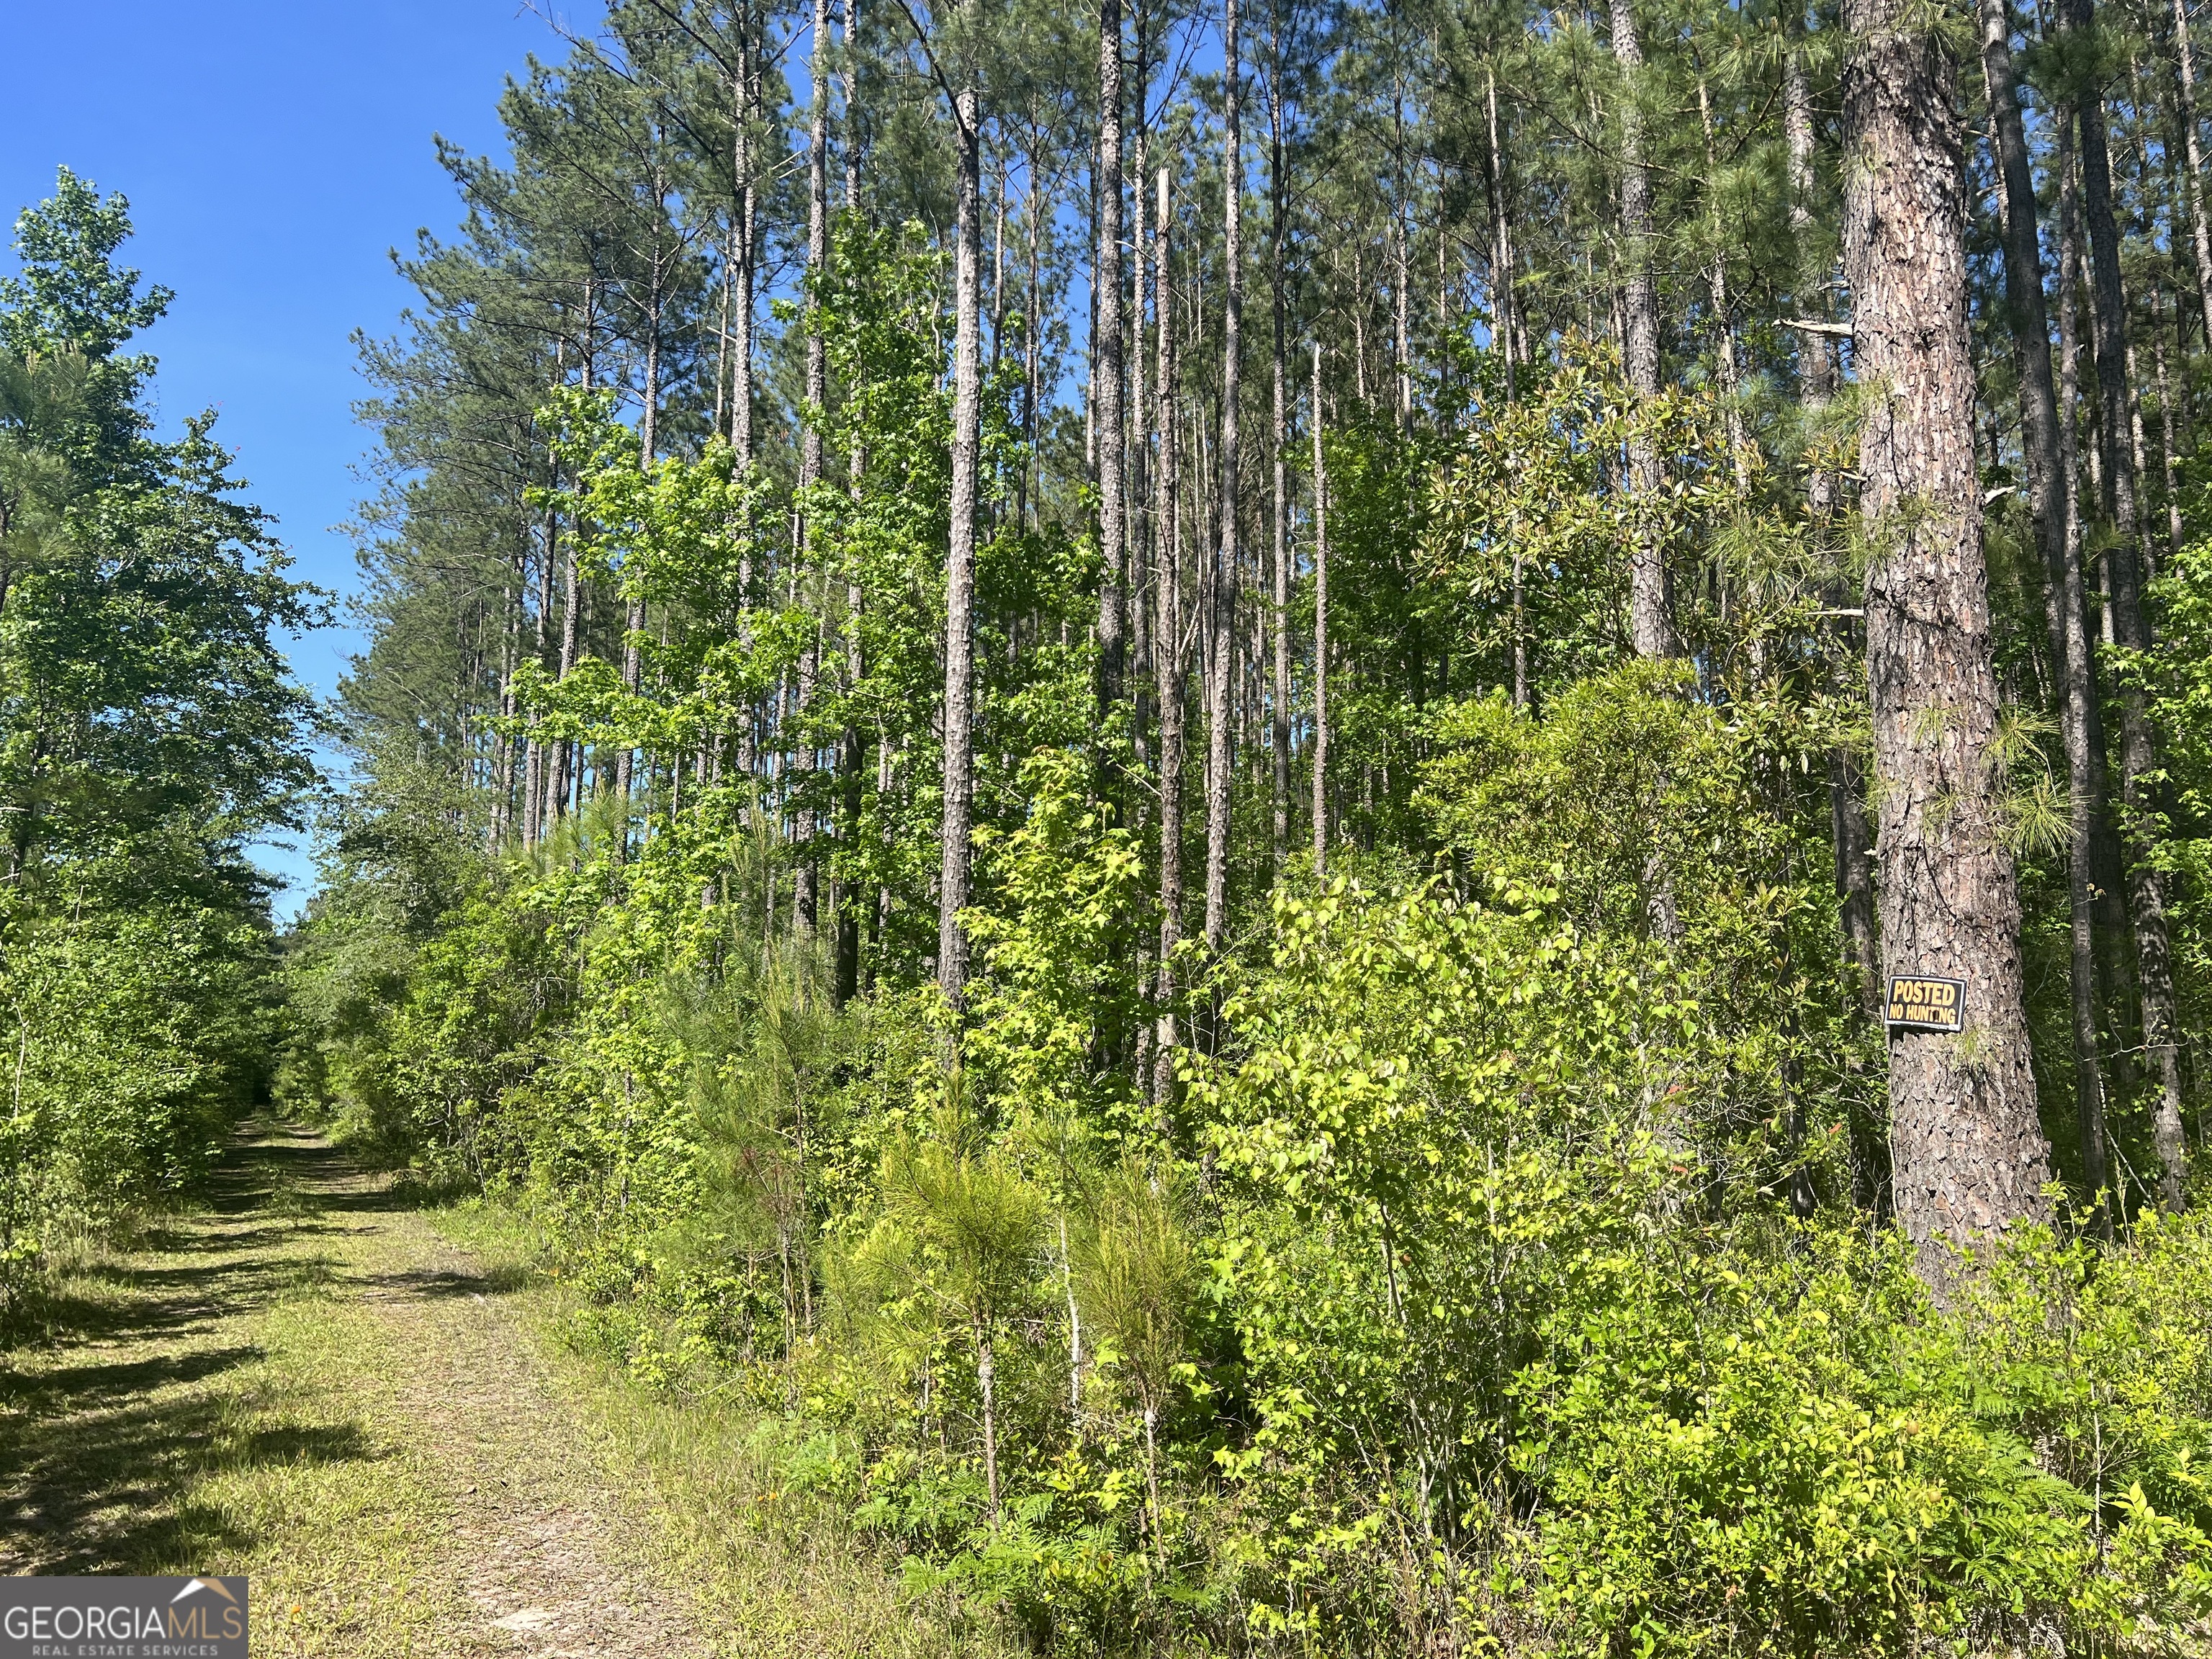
top-left (0, 1125), bottom-right (991, 1658)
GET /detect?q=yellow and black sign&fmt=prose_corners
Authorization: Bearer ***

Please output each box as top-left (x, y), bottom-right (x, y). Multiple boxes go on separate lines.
top-left (1886, 975), bottom-right (1965, 1033)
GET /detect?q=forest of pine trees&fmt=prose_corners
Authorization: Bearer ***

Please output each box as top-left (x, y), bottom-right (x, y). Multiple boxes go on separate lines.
top-left (11, 0), bottom-right (2212, 1641)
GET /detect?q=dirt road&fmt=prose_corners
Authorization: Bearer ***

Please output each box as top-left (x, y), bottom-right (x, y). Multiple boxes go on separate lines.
top-left (0, 1126), bottom-right (706, 1657)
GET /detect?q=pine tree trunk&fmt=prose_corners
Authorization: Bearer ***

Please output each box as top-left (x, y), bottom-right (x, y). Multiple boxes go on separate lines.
top-left (796, 0), bottom-right (832, 938)
top-left (1842, 0), bottom-right (2054, 1284)
top-left (617, 317), bottom-right (659, 834)
top-left (553, 281), bottom-right (598, 822)
top-left (2067, 0), bottom-right (2188, 1208)
top-left (1151, 166), bottom-right (1185, 1104)
top-left (1310, 341), bottom-right (1329, 877)
top-left (1205, 0), bottom-right (1241, 963)
top-left (2055, 125), bottom-right (2139, 1087)
top-left (1486, 66), bottom-right (1516, 400)
top-left (1983, 0), bottom-right (2113, 1211)
top-left (526, 454), bottom-right (557, 848)
top-left (844, 0), bottom-right (862, 211)
top-left (976, 1322), bottom-right (999, 1516)
top-left (1268, 2), bottom-right (1290, 876)
top-left (1096, 0), bottom-right (1127, 719)
top-left (732, 63), bottom-right (756, 467)
top-left (2169, 0), bottom-right (2212, 348)
top-left (1695, 68), bottom-right (1748, 491)
top-left (1789, 30), bottom-right (1877, 1012)
top-left (2156, 301), bottom-right (2184, 561)
top-left (939, 53), bottom-right (984, 1007)
top-left (1609, 0), bottom-right (1673, 658)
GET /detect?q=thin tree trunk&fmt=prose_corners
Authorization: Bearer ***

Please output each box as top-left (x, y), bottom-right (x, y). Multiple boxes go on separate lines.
top-left (2170, 0), bottom-right (2212, 347)
top-left (1791, 27), bottom-right (1876, 1010)
top-left (976, 1322), bottom-right (999, 1516)
top-left (1610, 0), bottom-right (1674, 657)
top-left (616, 293), bottom-right (661, 835)
top-left (1843, 0), bottom-right (2055, 1286)
top-left (1205, 0), bottom-right (1241, 963)
top-left (845, 0), bottom-right (862, 211)
top-left (1269, 0), bottom-right (1290, 875)
top-left (836, 0), bottom-right (867, 999)
top-left (1097, 0), bottom-right (1128, 719)
top-left (940, 48), bottom-right (984, 1007)
top-left (795, 0), bottom-right (832, 936)
top-left (734, 76), bottom-right (756, 466)
top-left (1310, 341), bottom-right (1329, 876)
top-left (1695, 68), bottom-right (1749, 492)
top-left (525, 423), bottom-right (558, 848)
top-left (2067, 0), bottom-right (2188, 1208)
top-left (2157, 297), bottom-right (2184, 561)
top-left (1983, 0), bottom-right (2112, 1213)
top-left (732, 37), bottom-right (760, 806)
top-left (1487, 66), bottom-right (1518, 397)
top-left (1151, 164), bottom-right (1184, 1104)
top-left (2057, 123), bottom-right (2125, 1040)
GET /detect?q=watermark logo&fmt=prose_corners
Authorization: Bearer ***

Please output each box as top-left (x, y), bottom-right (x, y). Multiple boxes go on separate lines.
top-left (0, 1575), bottom-right (248, 1658)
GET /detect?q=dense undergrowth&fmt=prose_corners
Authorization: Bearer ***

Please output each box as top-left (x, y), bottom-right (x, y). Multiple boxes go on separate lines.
top-left (283, 722), bottom-right (2212, 1655)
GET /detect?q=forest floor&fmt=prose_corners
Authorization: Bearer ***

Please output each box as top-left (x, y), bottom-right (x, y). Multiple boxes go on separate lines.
top-left (0, 1125), bottom-right (994, 1658)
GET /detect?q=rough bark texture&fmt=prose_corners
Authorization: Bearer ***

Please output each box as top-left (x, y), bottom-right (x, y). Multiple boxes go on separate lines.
top-left (1310, 341), bottom-right (1329, 878)
top-left (1609, 0), bottom-right (1673, 659)
top-left (939, 63), bottom-right (983, 1007)
top-left (1095, 0), bottom-right (1127, 718)
top-left (1269, 2), bottom-right (1290, 873)
top-left (1205, 0), bottom-right (1241, 958)
top-left (1486, 67), bottom-right (1518, 400)
top-left (1151, 166), bottom-right (1184, 1104)
top-left (837, 0), bottom-right (866, 1002)
top-left (1842, 0), bottom-right (2054, 1282)
top-left (1983, 0), bottom-right (2112, 1212)
top-left (2065, 0), bottom-right (2188, 1206)
top-left (1789, 35), bottom-right (1877, 1017)
top-left (2170, 0), bottom-right (2212, 349)
top-left (796, 0), bottom-right (831, 937)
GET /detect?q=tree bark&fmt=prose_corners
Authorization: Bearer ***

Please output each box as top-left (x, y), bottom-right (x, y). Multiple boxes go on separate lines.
top-left (1789, 29), bottom-right (1879, 1013)
top-left (1310, 341), bottom-right (1329, 877)
top-left (1486, 66), bottom-right (1518, 398)
top-left (1096, 0), bottom-right (1128, 719)
top-left (835, 0), bottom-right (866, 1002)
top-left (2156, 297), bottom-right (2184, 561)
top-left (939, 44), bottom-right (984, 1008)
top-left (1843, 0), bottom-right (2054, 1284)
top-left (2066, 0), bottom-right (2189, 1208)
top-left (1982, 0), bottom-right (2112, 1215)
top-left (2169, 0), bottom-right (2212, 349)
top-left (1205, 0), bottom-right (1241, 961)
top-left (1269, 0), bottom-right (1290, 875)
top-left (1609, 0), bottom-right (1674, 658)
top-left (1151, 164), bottom-right (1184, 1104)
top-left (797, 0), bottom-right (832, 937)
top-left (617, 276), bottom-right (662, 837)
top-left (1695, 68), bottom-right (1749, 491)
top-left (845, 0), bottom-right (862, 211)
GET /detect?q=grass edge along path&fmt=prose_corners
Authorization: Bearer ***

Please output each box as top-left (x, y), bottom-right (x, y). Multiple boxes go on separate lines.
top-left (0, 1124), bottom-right (1009, 1659)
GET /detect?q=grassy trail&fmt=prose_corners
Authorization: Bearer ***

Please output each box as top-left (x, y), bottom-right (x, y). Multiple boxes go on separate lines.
top-left (0, 1127), bottom-right (985, 1658)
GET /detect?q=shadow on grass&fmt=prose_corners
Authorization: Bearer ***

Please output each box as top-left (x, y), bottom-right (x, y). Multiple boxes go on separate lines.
top-left (359, 1262), bottom-right (532, 1300)
top-left (0, 1128), bottom-right (389, 1573)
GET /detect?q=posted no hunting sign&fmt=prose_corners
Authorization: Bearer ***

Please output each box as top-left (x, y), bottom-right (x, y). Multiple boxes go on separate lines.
top-left (1886, 976), bottom-right (1965, 1033)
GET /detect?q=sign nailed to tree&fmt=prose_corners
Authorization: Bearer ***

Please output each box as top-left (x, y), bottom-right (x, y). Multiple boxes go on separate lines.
top-left (1886, 976), bottom-right (1966, 1033)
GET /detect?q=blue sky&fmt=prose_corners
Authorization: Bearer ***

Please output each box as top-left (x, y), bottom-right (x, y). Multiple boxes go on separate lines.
top-left (0, 2), bottom-right (595, 917)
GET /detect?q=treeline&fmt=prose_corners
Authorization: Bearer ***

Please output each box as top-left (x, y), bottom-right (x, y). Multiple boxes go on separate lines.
top-left (287, 0), bottom-right (2212, 1647)
top-left (0, 173), bottom-right (316, 1300)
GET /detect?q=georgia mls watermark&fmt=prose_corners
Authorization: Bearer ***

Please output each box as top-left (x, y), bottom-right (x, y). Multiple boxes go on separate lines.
top-left (0, 1576), bottom-right (247, 1659)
